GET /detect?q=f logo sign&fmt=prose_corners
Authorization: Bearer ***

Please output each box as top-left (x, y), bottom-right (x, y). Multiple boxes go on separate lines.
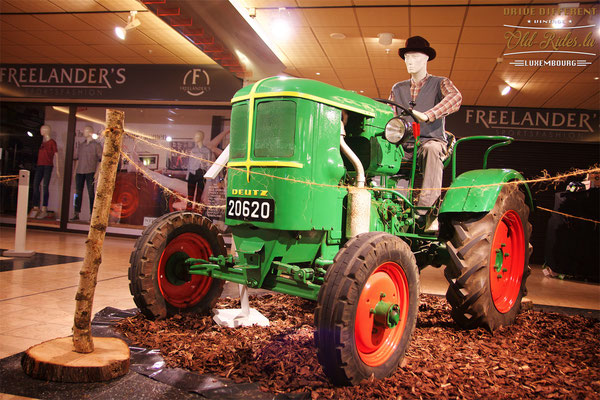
top-left (182, 69), bottom-right (210, 96)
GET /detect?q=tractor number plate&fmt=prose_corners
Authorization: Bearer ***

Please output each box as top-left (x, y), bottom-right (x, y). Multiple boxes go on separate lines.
top-left (226, 197), bottom-right (275, 222)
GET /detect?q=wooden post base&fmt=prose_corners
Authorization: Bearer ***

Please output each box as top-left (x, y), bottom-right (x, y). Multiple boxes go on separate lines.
top-left (21, 336), bottom-right (130, 382)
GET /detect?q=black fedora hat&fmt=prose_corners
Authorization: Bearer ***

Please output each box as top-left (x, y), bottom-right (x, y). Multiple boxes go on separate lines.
top-left (398, 36), bottom-right (436, 61)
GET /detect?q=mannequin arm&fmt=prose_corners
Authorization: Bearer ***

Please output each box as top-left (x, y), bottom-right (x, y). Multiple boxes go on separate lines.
top-left (54, 153), bottom-right (61, 179)
top-left (411, 110), bottom-right (429, 123)
top-left (207, 128), bottom-right (230, 156)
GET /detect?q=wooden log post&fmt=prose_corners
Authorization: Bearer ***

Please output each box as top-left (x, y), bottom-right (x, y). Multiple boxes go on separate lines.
top-left (73, 109), bottom-right (125, 352)
top-left (21, 109), bottom-right (129, 382)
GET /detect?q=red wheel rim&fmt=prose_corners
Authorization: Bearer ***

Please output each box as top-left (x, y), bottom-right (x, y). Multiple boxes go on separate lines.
top-left (354, 262), bottom-right (409, 367)
top-left (111, 179), bottom-right (139, 218)
top-left (158, 232), bottom-right (213, 308)
top-left (489, 210), bottom-right (525, 313)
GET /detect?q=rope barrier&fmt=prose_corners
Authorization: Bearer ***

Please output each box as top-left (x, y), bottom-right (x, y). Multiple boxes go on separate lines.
top-left (108, 125), bottom-right (600, 226)
top-left (123, 129), bottom-right (598, 194)
top-left (537, 206), bottom-right (600, 225)
top-left (0, 175), bottom-right (19, 184)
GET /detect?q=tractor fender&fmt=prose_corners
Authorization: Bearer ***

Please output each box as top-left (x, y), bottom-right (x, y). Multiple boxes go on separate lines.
top-left (439, 168), bottom-right (534, 213)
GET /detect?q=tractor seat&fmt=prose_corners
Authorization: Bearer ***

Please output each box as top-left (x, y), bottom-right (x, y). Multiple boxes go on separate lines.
top-left (442, 131), bottom-right (456, 168)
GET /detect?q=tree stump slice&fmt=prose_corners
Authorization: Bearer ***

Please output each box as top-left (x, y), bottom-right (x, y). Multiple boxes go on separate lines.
top-left (21, 336), bottom-right (130, 382)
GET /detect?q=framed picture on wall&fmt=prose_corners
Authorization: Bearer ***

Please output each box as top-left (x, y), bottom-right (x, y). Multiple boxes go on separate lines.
top-left (168, 140), bottom-right (195, 170)
top-left (120, 153), bottom-right (159, 170)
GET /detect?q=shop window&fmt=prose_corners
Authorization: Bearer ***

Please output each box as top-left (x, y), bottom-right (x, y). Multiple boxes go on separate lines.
top-left (66, 106), bottom-right (230, 234)
top-left (0, 103), bottom-right (67, 228)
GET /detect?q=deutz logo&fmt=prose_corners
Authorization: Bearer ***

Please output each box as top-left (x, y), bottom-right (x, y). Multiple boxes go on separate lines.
top-left (231, 189), bottom-right (269, 197)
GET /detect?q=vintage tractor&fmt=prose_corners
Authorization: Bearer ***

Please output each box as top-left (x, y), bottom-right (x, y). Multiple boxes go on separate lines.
top-left (128, 77), bottom-right (533, 386)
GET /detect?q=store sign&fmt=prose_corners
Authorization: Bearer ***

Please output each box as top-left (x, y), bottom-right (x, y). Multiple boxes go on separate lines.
top-left (0, 64), bottom-right (241, 102)
top-left (446, 106), bottom-right (599, 143)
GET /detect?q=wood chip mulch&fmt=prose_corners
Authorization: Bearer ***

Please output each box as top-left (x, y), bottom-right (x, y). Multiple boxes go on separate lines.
top-left (114, 294), bottom-right (600, 399)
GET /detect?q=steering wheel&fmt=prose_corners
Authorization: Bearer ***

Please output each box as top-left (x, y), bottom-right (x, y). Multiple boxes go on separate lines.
top-left (373, 98), bottom-right (417, 120)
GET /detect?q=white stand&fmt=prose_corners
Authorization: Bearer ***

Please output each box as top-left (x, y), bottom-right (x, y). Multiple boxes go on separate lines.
top-left (4, 170), bottom-right (35, 257)
top-left (212, 238), bottom-right (269, 328)
top-left (213, 284), bottom-right (270, 328)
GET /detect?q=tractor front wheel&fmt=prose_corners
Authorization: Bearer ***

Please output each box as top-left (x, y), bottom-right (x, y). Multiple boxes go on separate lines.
top-left (315, 232), bottom-right (419, 386)
top-left (442, 184), bottom-right (532, 331)
top-left (129, 211), bottom-right (226, 320)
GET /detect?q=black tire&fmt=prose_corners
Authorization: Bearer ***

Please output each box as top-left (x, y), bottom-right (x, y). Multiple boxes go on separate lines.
top-left (128, 211), bottom-right (226, 320)
top-left (442, 184), bottom-right (532, 331)
top-left (314, 232), bottom-right (420, 386)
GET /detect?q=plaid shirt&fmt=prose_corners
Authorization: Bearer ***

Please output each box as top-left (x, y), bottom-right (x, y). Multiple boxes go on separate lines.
top-left (390, 73), bottom-right (462, 122)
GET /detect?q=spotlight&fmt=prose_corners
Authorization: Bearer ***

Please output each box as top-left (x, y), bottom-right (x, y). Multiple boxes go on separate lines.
top-left (166, 136), bottom-right (173, 142)
top-left (27, 131), bottom-right (33, 137)
top-left (115, 11), bottom-right (141, 40)
top-left (501, 85), bottom-right (511, 96)
top-left (91, 133), bottom-right (98, 140)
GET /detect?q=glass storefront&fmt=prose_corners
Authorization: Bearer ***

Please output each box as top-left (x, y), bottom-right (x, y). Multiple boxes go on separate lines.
top-left (0, 103), bottom-right (230, 235)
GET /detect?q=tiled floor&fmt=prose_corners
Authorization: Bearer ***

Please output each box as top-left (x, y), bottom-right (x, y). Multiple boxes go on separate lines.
top-left (0, 226), bottom-right (599, 361)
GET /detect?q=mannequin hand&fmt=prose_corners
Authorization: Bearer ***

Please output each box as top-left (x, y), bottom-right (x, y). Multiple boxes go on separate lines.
top-left (412, 110), bottom-right (429, 123)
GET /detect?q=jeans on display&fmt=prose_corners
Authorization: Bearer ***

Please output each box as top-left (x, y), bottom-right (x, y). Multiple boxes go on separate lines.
top-left (74, 172), bottom-right (95, 213)
top-left (187, 169), bottom-right (206, 206)
top-left (32, 165), bottom-right (53, 207)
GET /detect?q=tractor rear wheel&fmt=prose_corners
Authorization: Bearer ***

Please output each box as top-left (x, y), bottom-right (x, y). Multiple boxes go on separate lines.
top-left (315, 232), bottom-right (419, 386)
top-left (442, 184), bottom-right (532, 331)
top-left (129, 211), bottom-right (226, 320)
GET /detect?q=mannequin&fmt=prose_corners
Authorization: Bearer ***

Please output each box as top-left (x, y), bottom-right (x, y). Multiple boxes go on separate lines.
top-left (30, 124), bottom-right (61, 219)
top-left (389, 36), bottom-right (462, 228)
top-left (71, 126), bottom-right (103, 221)
top-left (186, 128), bottom-right (231, 209)
top-left (186, 130), bottom-right (213, 209)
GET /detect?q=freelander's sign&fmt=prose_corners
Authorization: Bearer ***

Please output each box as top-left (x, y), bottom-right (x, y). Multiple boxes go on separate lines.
top-left (446, 106), bottom-right (599, 143)
top-left (0, 64), bottom-right (241, 102)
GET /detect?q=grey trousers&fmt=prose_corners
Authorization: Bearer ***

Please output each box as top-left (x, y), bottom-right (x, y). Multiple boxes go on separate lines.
top-left (417, 139), bottom-right (446, 215)
top-left (396, 139), bottom-right (446, 216)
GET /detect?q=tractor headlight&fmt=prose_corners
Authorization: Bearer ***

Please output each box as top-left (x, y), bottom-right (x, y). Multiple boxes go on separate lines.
top-left (384, 117), bottom-right (412, 145)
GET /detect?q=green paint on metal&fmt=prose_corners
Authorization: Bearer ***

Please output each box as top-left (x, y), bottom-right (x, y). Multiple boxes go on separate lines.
top-left (439, 169), bottom-right (534, 213)
top-left (494, 248), bottom-right (504, 273)
top-left (371, 300), bottom-right (401, 328)
top-left (165, 251), bottom-right (190, 286)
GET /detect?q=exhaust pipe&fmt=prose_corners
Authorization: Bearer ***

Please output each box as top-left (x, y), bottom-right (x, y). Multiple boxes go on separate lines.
top-left (340, 124), bottom-right (371, 238)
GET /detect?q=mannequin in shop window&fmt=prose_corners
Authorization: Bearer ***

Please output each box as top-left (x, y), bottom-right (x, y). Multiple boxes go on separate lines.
top-left (389, 35), bottom-right (462, 230)
top-left (71, 126), bottom-right (103, 221)
top-left (29, 124), bottom-right (61, 219)
top-left (186, 128), bottom-right (230, 210)
top-left (187, 130), bottom-right (214, 210)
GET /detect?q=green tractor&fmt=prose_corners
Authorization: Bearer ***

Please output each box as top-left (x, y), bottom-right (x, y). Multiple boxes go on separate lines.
top-left (129, 77), bottom-right (533, 386)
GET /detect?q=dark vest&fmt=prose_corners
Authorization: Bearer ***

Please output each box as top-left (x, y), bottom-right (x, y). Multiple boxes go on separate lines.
top-left (391, 75), bottom-right (446, 143)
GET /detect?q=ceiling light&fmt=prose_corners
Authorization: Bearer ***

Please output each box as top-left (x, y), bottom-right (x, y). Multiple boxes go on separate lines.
top-left (115, 11), bottom-right (141, 40)
top-left (315, 72), bottom-right (321, 75)
top-left (271, 8), bottom-right (291, 40)
top-left (166, 136), bottom-right (173, 142)
top-left (595, 77), bottom-right (599, 80)
top-left (27, 131), bottom-right (33, 137)
top-left (91, 133), bottom-right (98, 140)
top-left (378, 33), bottom-right (394, 46)
top-left (330, 33), bottom-right (346, 40)
top-left (501, 85), bottom-right (512, 96)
